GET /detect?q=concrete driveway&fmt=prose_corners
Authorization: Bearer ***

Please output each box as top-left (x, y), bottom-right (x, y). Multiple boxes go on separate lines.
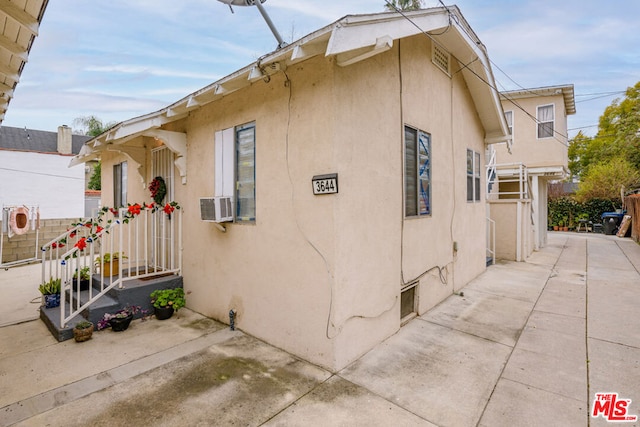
top-left (1, 232), bottom-right (639, 426)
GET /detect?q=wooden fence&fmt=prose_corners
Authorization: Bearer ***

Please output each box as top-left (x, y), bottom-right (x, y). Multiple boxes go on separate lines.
top-left (625, 195), bottom-right (640, 243)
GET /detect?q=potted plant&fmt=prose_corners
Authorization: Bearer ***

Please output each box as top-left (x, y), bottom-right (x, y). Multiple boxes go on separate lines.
top-left (150, 287), bottom-right (186, 320)
top-left (72, 266), bottom-right (91, 291)
top-left (562, 216), bottom-right (569, 231)
top-left (95, 252), bottom-right (126, 277)
top-left (39, 278), bottom-right (61, 308)
top-left (97, 305), bottom-right (144, 332)
top-left (73, 320), bottom-right (94, 342)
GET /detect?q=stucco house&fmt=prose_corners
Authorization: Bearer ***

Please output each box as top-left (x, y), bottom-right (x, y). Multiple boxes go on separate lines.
top-left (70, 6), bottom-right (511, 370)
top-left (488, 85), bottom-right (575, 261)
top-left (0, 125), bottom-right (91, 266)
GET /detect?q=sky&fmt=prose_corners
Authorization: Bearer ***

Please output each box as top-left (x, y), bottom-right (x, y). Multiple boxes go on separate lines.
top-left (4, 0), bottom-right (640, 138)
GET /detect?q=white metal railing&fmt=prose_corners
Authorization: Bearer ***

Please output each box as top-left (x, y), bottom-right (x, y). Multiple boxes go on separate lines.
top-left (41, 206), bottom-right (182, 328)
top-left (486, 216), bottom-right (496, 265)
top-left (485, 146), bottom-right (497, 195)
top-left (486, 162), bottom-right (530, 200)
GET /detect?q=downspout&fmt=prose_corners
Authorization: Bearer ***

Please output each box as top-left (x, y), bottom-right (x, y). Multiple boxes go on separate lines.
top-left (516, 200), bottom-right (522, 262)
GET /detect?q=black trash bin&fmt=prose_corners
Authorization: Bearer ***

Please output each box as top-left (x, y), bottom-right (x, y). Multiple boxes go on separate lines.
top-left (601, 212), bottom-right (623, 235)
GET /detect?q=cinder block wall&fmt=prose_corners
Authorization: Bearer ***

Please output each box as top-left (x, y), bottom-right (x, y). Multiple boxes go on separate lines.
top-left (1, 218), bottom-right (77, 264)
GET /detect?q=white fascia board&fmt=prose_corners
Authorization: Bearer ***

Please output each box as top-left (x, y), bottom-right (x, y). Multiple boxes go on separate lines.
top-left (326, 11), bottom-right (449, 57)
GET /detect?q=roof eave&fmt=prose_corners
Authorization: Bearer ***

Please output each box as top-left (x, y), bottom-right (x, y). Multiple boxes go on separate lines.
top-left (72, 6), bottom-right (510, 161)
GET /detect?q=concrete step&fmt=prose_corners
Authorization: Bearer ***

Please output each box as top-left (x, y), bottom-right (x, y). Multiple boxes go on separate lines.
top-left (41, 273), bottom-right (184, 342)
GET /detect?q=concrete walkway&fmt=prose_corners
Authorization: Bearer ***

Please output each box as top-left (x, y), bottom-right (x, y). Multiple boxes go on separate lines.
top-left (1, 233), bottom-right (639, 426)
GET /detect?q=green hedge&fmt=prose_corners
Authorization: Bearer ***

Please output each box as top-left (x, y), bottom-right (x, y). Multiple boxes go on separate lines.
top-left (548, 197), bottom-right (620, 228)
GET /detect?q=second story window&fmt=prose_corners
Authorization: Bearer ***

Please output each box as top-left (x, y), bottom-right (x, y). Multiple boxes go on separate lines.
top-left (504, 110), bottom-right (513, 136)
top-left (537, 104), bottom-right (554, 139)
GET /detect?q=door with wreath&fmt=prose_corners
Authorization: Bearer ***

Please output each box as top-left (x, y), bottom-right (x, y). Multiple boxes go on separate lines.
top-left (151, 146), bottom-right (177, 271)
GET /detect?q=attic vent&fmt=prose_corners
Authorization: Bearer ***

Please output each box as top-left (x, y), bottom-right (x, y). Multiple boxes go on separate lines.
top-left (432, 44), bottom-right (451, 76)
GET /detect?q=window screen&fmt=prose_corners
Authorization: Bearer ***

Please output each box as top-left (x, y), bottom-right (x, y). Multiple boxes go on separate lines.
top-left (236, 123), bottom-right (255, 222)
top-left (405, 126), bottom-right (431, 217)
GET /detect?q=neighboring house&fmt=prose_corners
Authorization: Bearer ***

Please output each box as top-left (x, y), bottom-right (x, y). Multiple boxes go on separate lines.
top-left (0, 0), bottom-right (49, 126)
top-left (0, 125), bottom-right (90, 218)
top-left (71, 6), bottom-right (510, 370)
top-left (488, 85), bottom-right (575, 260)
top-left (0, 125), bottom-right (91, 265)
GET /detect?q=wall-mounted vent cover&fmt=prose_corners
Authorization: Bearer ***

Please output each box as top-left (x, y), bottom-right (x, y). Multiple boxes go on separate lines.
top-left (432, 44), bottom-right (451, 76)
top-left (200, 197), bottom-right (233, 223)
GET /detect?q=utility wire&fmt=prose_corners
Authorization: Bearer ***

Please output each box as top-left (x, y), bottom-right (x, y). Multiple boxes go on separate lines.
top-left (384, 1), bottom-right (570, 146)
top-left (0, 167), bottom-right (84, 180)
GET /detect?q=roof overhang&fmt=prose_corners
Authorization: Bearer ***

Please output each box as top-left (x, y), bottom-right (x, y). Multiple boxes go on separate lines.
top-left (0, 0), bottom-right (49, 125)
top-left (71, 5), bottom-right (511, 171)
top-left (500, 84), bottom-right (576, 116)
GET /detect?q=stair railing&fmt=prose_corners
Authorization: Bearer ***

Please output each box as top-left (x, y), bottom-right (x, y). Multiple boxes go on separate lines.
top-left (41, 205), bottom-right (182, 328)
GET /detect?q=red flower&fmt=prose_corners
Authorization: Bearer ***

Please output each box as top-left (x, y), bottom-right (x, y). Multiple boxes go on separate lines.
top-left (146, 203), bottom-right (154, 209)
top-left (163, 204), bottom-right (175, 215)
top-left (74, 237), bottom-right (87, 251)
top-left (109, 208), bottom-right (118, 215)
top-left (52, 242), bottom-right (58, 249)
top-left (128, 203), bottom-right (142, 216)
top-left (96, 226), bottom-right (104, 234)
top-left (69, 232), bottom-right (76, 238)
top-left (84, 221), bottom-right (92, 228)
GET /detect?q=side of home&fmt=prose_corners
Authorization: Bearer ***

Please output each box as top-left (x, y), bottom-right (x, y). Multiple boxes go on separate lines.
top-left (72, 7), bottom-right (510, 370)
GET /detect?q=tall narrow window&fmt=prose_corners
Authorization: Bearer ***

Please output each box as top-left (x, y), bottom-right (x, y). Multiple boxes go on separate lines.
top-left (235, 123), bottom-right (255, 222)
top-left (405, 126), bottom-right (431, 217)
top-left (504, 110), bottom-right (513, 135)
top-left (113, 162), bottom-right (127, 208)
top-left (467, 149), bottom-right (481, 202)
top-left (537, 104), bottom-right (554, 139)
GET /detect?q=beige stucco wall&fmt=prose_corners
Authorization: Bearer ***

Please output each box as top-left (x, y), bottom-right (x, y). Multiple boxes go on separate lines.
top-left (489, 200), bottom-right (533, 261)
top-left (99, 35), bottom-right (492, 371)
top-left (497, 94), bottom-right (568, 168)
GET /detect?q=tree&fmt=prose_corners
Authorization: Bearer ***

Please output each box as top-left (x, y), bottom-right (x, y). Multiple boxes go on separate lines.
top-left (72, 115), bottom-right (117, 137)
top-left (569, 82), bottom-right (640, 179)
top-left (384, 0), bottom-right (424, 11)
top-left (73, 115), bottom-right (115, 191)
top-left (88, 162), bottom-right (101, 191)
top-left (574, 157), bottom-right (640, 202)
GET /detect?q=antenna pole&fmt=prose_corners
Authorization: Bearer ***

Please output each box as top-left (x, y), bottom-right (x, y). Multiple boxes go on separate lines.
top-left (254, 1), bottom-right (287, 49)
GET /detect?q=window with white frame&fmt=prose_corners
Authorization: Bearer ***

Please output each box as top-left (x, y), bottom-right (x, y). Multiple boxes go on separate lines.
top-left (113, 161), bottom-right (127, 208)
top-left (405, 126), bottom-right (431, 217)
top-left (467, 149), bottom-right (481, 202)
top-left (504, 110), bottom-right (513, 136)
top-left (537, 104), bottom-right (554, 139)
top-left (215, 122), bottom-right (256, 222)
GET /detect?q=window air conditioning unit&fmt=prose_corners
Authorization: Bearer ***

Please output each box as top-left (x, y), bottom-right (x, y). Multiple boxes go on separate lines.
top-left (200, 197), bottom-right (233, 223)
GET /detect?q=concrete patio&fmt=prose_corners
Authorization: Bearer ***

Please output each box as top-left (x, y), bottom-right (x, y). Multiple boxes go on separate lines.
top-left (1, 232), bottom-right (639, 426)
